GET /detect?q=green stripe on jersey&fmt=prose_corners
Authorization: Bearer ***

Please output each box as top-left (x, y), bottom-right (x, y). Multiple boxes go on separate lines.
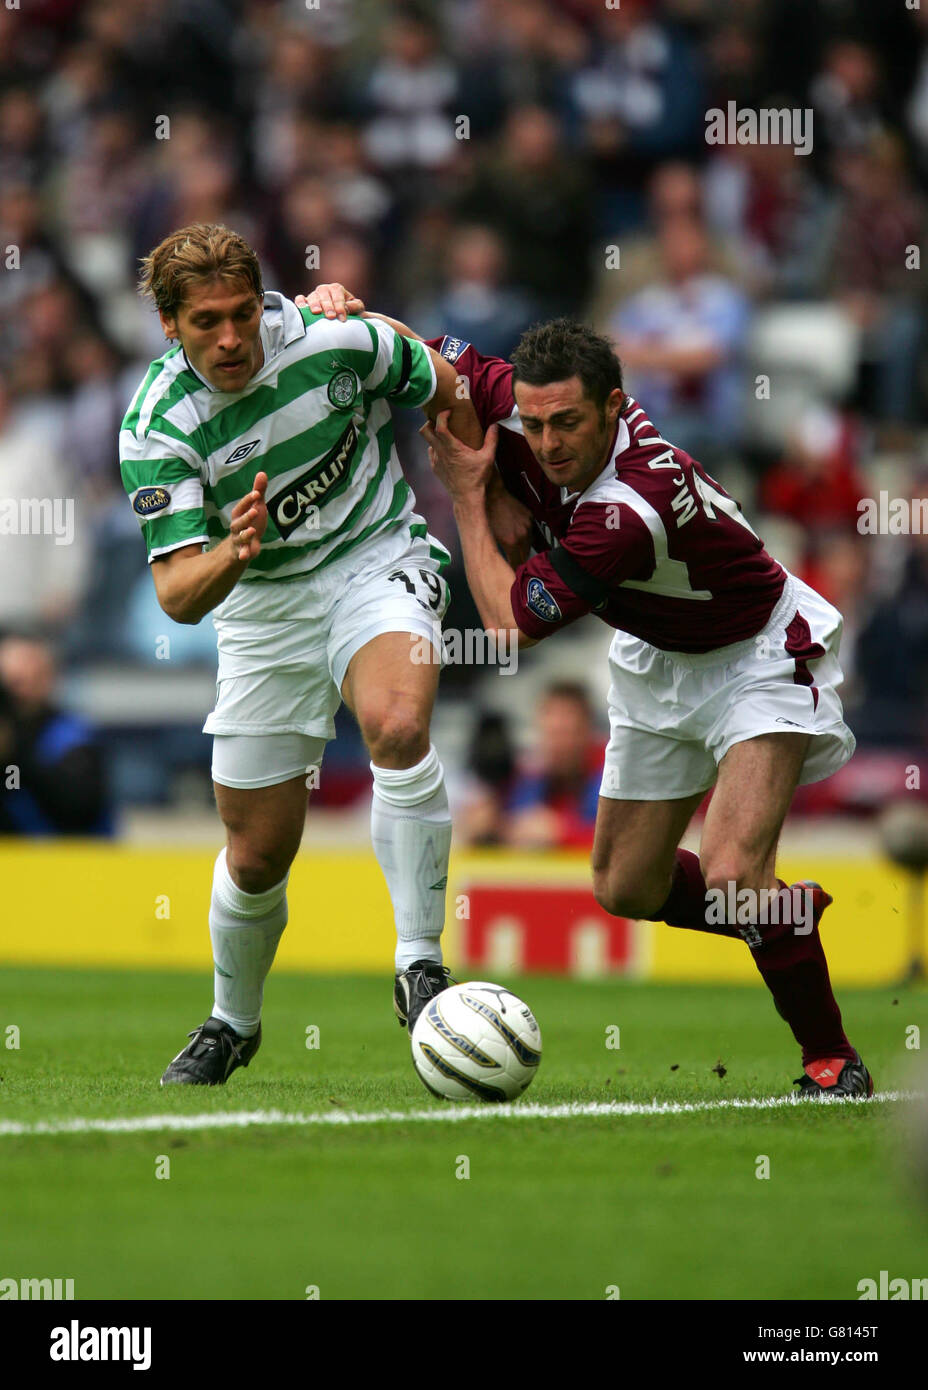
top-left (243, 476), bottom-right (414, 580)
top-left (144, 509), bottom-right (210, 555)
top-left (246, 416), bottom-right (396, 572)
top-left (122, 346), bottom-right (184, 437)
top-left (120, 455), bottom-right (200, 494)
top-left (151, 349), bottom-right (378, 460)
top-left (119, 296), bottom-right (437, 578)
top-left (408, 522), bottom-right (452, 572)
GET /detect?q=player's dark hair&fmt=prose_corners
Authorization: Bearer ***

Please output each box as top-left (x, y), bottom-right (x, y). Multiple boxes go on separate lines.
top-left (510, 319), bottom-right (623, 411)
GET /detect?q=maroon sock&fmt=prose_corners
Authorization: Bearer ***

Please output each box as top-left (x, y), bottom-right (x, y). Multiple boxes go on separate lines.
top-left (648, 849), bottom-right (740, 938)
top-left (651, 854), bottom-right (854, 1066)
top-left (750, 880), bottom-right (854, 1068)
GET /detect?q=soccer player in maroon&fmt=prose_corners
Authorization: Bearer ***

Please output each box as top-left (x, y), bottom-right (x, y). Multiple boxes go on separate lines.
top-left (303, 286), bottom-right (871, 1100)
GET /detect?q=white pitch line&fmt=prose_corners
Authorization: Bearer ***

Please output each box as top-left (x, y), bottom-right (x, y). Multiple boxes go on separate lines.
top-left (0, 1090), bottom-right (916, 1139)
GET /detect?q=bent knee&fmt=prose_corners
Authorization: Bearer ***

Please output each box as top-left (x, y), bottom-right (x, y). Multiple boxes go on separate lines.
top-left (592, 867), bottom-right (667, 920)
top-left (701, 856), bottom-right (765, 899)
top-left (360, 707), bottom-right (430, 766)
top-left (226, 841), bottom-right (295, 895)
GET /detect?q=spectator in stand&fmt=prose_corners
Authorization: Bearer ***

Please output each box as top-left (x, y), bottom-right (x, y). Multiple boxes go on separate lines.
top-left (503, 683), bottom-right (604, 851)
top-left (702, 139), bottom-right (838, 301)
top-left (361, 8), bottom-right (459, 185)
top-left (759, 404), bottom-right (869, 591)
top-left (589, 161), bottom-right (745, 326)
top-left (263, 175), bottom-right (342, 294)
top-left (0, 635), bottom-right (113, 837)
top-left (408, 223), bottom-right (541, 361)
top-left (454, 103), bottom-right (593, 316)
top-left (0, 374), bottom-right (89, 637)
top-left (0, 88), bottom-right (48, 189)
top-left (453, 710), bottom-right (518, 847)
top-left (610, 216), bottom-right (751, 464)
top-left (449, 0), bottom-right (587, 138)
top-left (0, 185), bottom-right (64, 357)
top-left (852, 549), bottom-right (928, 748)
top-left (826, 131), bottom-right (926, 431)
top-left (249, 27), bottom-right (333, 194)
top-left (810, 38), bottom-right (886, 159)
top-left (755, 405), bottom-right (872, 628)
top-left (569, 0), bottom-right (707, 232)
top-left (316, 122), bottom-right (393, 237)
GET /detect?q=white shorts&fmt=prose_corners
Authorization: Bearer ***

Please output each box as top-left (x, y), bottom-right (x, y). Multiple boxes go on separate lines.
top-left (206, 530), bottom-right (449, 789)
top-left (599, 572), bottom-right (856, 801)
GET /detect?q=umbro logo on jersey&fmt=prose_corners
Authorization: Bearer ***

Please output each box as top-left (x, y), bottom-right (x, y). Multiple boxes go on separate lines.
top-left (225, 440), bottom-right (260, 466)
top-left (268, 420), bottom-right (357, 539)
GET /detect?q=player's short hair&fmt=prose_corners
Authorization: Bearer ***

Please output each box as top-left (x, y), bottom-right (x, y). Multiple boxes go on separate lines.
top-left (138, 223), bottom-right (263, 318)
top-left (510, 319), bottom-right (623, 412)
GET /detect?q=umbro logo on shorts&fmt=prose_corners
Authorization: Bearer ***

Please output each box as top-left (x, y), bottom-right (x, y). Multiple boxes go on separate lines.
top-left (267, 420), bottom-right (357, 539)
top-left (225, 440), bottom-right (260, 466)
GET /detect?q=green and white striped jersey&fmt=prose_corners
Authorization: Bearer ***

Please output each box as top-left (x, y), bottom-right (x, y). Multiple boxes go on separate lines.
top-left (119, 293), bottom-right (446, 602)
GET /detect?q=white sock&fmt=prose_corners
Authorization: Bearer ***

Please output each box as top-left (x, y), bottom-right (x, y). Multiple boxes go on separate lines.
top-left (370, 745), bottom-right (451, 971)
top-left (208, 847), bottom-right (288, 1037)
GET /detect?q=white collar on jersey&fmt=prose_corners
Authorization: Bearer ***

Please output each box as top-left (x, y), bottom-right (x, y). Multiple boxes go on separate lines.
top-left (573, 414), bottom-right (631, 505)
top-left (182, 291), bottom-right (306, 393)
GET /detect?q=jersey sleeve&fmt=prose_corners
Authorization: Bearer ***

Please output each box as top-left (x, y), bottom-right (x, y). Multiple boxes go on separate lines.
top-left (360, 318), bottom-right (437, 408)
top-left (120, 430), bottom-right (209, 564)
top-left (423, 337), bottom-right (515, 429)
top-left (510, 500), bottom-right (656, 640)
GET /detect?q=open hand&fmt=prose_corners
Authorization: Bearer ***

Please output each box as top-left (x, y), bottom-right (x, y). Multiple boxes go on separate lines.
top-left (229, 471), bottom-right (269, 563)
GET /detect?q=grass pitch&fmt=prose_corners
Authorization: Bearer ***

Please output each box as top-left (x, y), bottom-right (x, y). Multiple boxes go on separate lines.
top-left (1, 967), bottom-right (926, 1300)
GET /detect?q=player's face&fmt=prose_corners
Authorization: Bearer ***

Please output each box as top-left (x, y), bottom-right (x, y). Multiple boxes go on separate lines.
top-left (161, 278), bottom-right (264, 392)
top-left (514, 377), bottom-right (623, 492)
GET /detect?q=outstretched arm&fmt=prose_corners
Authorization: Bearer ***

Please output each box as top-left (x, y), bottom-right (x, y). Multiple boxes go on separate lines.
top-left (297, 283), bottom-right (532, 563)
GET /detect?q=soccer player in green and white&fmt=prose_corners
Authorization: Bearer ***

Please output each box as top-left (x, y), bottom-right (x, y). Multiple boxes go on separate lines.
top-left (120, 223), bottom-right (480, 1084)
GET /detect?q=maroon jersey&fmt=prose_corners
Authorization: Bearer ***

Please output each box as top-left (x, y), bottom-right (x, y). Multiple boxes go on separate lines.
top-left (425, 335), bottom-right (786, 653)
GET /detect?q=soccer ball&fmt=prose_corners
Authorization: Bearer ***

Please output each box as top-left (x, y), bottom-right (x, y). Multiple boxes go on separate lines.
top-left (411, 981), bottom-right (542, 1102)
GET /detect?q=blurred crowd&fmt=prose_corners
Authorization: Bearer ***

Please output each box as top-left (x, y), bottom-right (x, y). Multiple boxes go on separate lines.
top-left (1, 0), bottom-right (928, 821)
top-left (453, 683), bottom-right (603, 850)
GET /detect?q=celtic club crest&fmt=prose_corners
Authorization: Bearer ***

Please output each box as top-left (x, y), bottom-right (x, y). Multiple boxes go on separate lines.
top-left (327, 368), bottom-right (360, 410)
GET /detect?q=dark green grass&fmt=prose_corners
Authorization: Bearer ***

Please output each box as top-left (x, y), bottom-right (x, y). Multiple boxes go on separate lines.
top-left (0, 967), bottom-right (926, 1299)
